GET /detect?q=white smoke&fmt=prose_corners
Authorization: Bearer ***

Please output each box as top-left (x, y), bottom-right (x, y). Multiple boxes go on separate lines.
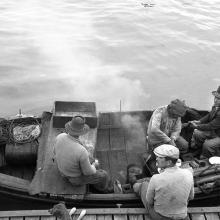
top-left (2, 0), bottom-right (150, 114)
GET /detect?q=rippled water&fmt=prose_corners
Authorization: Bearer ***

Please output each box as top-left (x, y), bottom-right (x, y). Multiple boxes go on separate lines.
top-left (0, 0), bottom-right (220, 117)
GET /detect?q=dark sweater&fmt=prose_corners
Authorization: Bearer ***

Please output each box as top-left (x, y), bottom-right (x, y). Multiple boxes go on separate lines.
top-left (197, 107), bottom-right (220, 137)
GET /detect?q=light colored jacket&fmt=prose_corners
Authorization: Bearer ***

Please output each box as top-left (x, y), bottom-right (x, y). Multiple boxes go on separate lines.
top-left (147, 105), bottom-right (182, 146)
top-left (146, 166), bottom-right (194, 219)
top-left (54, 133), bottom-right (96, 177)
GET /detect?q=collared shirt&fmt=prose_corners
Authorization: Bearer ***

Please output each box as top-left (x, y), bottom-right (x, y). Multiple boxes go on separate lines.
top-left (147, 106), bottom-right (182, 146)
top-left (146, 166), bottom-right (194, 219)
top-left (54, 133), bottom-right (96, 177)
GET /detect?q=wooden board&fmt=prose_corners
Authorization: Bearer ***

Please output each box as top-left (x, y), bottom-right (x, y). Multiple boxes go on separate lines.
top-left (0, 207), bottom-right (220, 220)
top-left (95, 112), bottom-right (149, 185)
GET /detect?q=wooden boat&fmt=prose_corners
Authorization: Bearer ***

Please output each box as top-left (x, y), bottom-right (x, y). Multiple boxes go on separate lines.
top-left (0, 206), bottom-right (220, 220)
top-left (0, 101), bottom-right (219, 211)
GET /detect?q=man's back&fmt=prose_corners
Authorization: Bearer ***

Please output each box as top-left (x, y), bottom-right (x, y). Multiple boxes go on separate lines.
top-left (146, 166), bottom-right (194, 219)
top-left (54, 133), bottom-right (89, 177)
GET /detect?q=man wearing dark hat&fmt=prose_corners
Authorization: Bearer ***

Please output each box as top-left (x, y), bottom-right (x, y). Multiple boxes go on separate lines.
top-left (190, 86), bottom-right (220, 159)
top-left (147, 99), bottom-right (188, 154)
top-left (54, 115), bottom-right (112, 193)
top-left (134, 144), bottom-right (194, 220)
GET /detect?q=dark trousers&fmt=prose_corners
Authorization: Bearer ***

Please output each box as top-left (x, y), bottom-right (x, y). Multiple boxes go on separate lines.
top-left (66, 169), bottom-right (110, 193)
top-left (191, 129), bottom-right (220, 158)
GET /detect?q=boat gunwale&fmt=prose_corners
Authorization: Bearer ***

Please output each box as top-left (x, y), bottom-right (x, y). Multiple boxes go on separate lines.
top-left (0, 207), bottom-right (220, 218)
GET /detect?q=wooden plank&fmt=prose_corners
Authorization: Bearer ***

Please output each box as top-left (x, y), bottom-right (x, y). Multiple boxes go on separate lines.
top-left (114, 214), bottom-right (127, 220)
top-left (0, 173), bottom-right (30, 192)
top-left (205, 213), bottom-right (220, 220)
top-left (98, 113), bottom-right (111, 126)
top-left (97, 215), bottom-right (112, 220)
top-left (40, 217), bottom-right (56, 220)
top-left (143, 214), bottom-right (151, 220)
top-left (0, 209), bottom-right (147, 217)
top-left (190, 213), bottom-right (206, 220)
top-left (10, 217), bottom-right (23, 220)
top-left (110, 128), bottom-right (125, 150)
top-left (96, 129), bottom-right (110, 151)
top-left (0, 218), bottom-right (9, 220)
top-left (25, 217), bottom-right (40, 220)
top-left (108, 149), bottom-right (128, 184)
top-left (84, 193), bottom-right (138, 200)
top-left (129, 214), bottom-right (144, 220)
top-left (109, 113), bottom-right (122, 128)
top-left (82, 214), bottom-right (96, 220)
top-left (188, 207), bottom-right (220, 213)
top-left (0, 208), bottom-right (220, 218)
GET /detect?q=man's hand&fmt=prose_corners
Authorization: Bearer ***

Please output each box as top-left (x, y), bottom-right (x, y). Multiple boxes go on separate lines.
top-left (92, 159), bottom-right (99, 168)
top-left (167, 139), bottom-right (176, 146)
top-left (190, 121), bottom-right (199, 129)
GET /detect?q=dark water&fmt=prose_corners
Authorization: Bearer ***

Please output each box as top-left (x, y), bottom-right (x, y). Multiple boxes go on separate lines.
top-left (0, 0), bottom-right (220, 117)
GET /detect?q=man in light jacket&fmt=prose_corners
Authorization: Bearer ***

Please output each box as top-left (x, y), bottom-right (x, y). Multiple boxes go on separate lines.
top-left (147, 99), bottom-right (188, 154)
top-left (54, 115), bottom-right (112, 193)
top-left (134, 144), bottom-right (194, 220)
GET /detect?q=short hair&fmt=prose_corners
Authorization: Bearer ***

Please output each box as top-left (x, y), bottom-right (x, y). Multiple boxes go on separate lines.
top-left (164, 157), bottom-right (178, 165)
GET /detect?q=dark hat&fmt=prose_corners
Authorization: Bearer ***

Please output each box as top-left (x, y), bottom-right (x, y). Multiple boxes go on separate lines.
top-left (212, 86), bottom-right (220, 98)
top-left (65, 115), bottom-right (89, 136)
top-left (169, 99), bottom-right (187, 117)
top-left (154, 144), bottom-right (179, 159)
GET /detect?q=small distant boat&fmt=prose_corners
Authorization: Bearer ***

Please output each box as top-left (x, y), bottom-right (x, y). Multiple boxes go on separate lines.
top-left (0, 101), bottom-right (219, 211)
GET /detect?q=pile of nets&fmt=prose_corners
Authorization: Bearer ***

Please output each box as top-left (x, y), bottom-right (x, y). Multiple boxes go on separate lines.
top-left (0, 117), bottom-right (41, 144)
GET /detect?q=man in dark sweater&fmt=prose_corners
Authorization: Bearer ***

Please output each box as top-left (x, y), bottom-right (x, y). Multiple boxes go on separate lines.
top-left (190, 86), bottom-right (220, 159)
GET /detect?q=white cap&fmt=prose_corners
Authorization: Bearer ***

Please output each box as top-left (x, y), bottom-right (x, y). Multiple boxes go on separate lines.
top-left (154, 144), bottom-right (179, 159)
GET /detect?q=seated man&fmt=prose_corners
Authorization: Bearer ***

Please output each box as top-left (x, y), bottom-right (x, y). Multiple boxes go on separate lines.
top-left (133, 145), bottom-right (194, 220)
top-left (147, 99), bottom-right (188, 154)
top-left (54, 115), bottom-right (112, 193)
top-left (190, 86), bottom-right (220, 159)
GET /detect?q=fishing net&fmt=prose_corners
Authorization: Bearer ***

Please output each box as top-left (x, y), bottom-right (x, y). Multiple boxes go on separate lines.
top-left (8, 118), bottom-right (41, 144)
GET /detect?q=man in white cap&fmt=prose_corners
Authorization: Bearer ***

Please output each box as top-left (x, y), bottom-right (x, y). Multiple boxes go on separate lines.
top-left (54, 115), bottom-right (112, 193)
top-left (133, 144), bottom-right (194, 220)
top-left (190, 86), bottom-right (220, 159)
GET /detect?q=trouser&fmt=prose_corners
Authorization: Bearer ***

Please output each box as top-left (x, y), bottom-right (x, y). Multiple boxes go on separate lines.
top-left (191, 129), bottom-right (220, 158)
top-left (175, 136), bottom-right (189, 154)
top-left (133, 181), bottom-right (189, 220)
top-left (148, 136), bottom-right (188, 155)
top-left (65, 169), bottom-right (110, 193)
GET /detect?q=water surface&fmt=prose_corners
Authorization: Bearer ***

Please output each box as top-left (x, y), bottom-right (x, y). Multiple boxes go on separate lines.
top-left (0, 0), bottom-right (220, 117)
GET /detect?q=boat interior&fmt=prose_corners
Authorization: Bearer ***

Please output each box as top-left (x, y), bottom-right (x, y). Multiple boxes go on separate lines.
top-left (0, 101), bottom-right (219, 208)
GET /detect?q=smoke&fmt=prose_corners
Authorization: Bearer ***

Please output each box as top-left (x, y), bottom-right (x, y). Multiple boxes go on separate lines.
top-left (2, 0), bottom-right (150, 114)
top-left (120, 114), bottom-right (147, 151)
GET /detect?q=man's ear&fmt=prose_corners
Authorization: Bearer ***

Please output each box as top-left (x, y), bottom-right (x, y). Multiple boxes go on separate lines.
top-left (167, 160), bottom-right (172, 166)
